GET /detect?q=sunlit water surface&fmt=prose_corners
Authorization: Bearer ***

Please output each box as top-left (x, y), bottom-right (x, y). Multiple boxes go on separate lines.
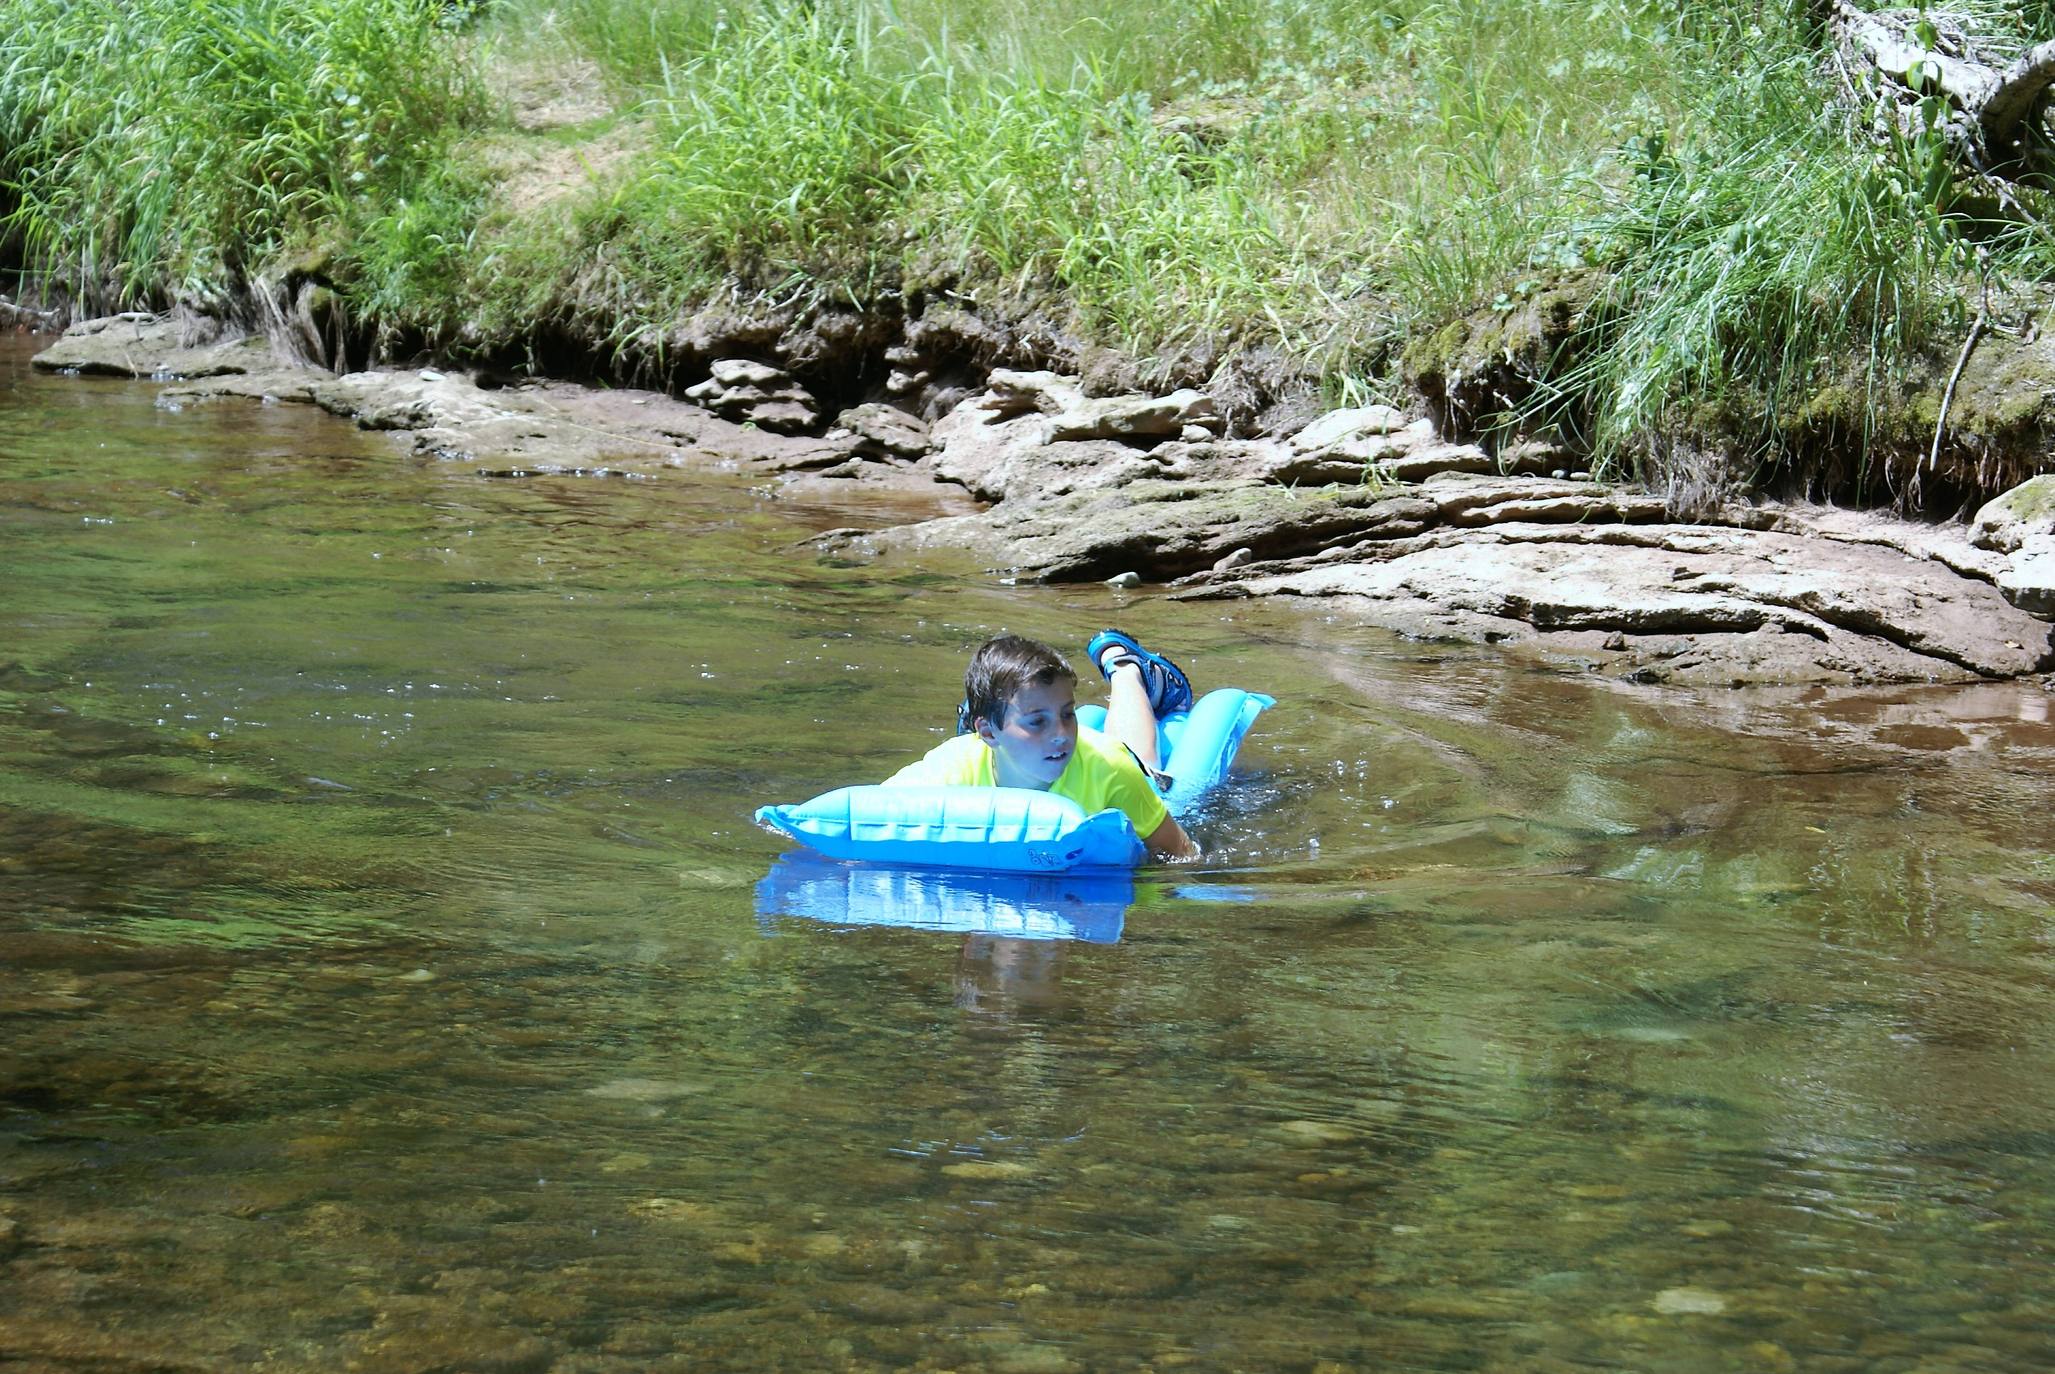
top-left (5, 334), bottom-right (2055, 1373)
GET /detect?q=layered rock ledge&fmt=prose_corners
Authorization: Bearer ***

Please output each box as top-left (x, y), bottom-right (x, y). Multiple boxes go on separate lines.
top-left (32, 317), bottom-right (2055, 688)
top-left (30, 316), bottom-right (976, 515)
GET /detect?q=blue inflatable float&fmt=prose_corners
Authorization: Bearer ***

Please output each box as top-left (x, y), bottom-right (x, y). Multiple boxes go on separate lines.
top-left (754, 687), bottom-right (1272, 873)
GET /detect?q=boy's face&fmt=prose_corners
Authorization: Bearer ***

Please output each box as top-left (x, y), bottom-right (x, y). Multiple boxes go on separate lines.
top-left (975, 676), bottom-right (1078, 789)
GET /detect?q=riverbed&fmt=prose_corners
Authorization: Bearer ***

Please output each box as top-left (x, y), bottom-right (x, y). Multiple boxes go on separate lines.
top-left (5, 331), bottom-right (2055, 1372)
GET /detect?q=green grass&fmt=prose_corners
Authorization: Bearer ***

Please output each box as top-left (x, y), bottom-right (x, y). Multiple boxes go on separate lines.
top-left (463, 0), bottom-right (1716, 379)
top-left (1542, 42), bottom-right (1978, 473)
top-left (8, 0), bottom-right (2054, 497)
top-left (0, 0), bottom-right (481, 309)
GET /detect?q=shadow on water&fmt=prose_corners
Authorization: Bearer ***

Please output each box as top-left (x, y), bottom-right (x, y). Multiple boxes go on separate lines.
top-left (7, 332), bottom-right (2055, 1370)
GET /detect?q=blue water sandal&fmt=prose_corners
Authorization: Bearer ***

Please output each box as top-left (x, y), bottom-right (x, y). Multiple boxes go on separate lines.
top-left (1085, 629), bottom-right (1194, 716)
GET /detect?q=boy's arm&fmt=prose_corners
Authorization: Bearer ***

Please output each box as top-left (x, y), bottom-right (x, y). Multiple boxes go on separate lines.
top-left (1143, 812), bottom-right (1200, 861)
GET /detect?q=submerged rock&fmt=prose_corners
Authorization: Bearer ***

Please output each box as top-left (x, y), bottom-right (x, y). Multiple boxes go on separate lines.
top-left (349, 1317), bottom-right (558, 1374)
top-left (1652, 1286), bottom-right (1730, 1316)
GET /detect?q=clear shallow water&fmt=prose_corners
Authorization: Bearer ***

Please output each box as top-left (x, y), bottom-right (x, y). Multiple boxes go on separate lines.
top-left (4, 334), bottom-right (2055, 1372)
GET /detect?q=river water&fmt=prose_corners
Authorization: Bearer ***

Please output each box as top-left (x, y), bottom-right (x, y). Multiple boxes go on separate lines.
top-left (4, 332), bottom-right (2055, 1372)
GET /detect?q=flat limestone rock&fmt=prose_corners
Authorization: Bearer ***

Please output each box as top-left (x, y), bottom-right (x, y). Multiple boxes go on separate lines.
top-left (844, 417), bottom-right (2055, 682)
top-left (1376, 442), bottom-right (1500, 481)
top-left (33, 315), bottom-right (321, 388)
top-left (1236, 525), bottom-right (2055, 684)
top-left (1770, 502), bottom-right (2008, 579)
top-left (1290, 404), bottom-right (1408, 452)
top-left (926, 406), bottom-right (1147, 503)
top-left (842, 477), bottom-right (1436, 582)
top-left (1763, 499), bottom-right (2053, 620)
top-left (1044, 388), bottom-right (1217, 441)
top-left (307, 369), bottom-right (848, 476)
top-left (707, 357), bottom-right (787, 388)
top-left (313, 370), bottom-right (511, 434)
top-left (983, 368), bottom-right (1087, 417)
top-left (737, 397), bottom-right (821, 435)
top-left (159, 369), bottom-right (327, 405)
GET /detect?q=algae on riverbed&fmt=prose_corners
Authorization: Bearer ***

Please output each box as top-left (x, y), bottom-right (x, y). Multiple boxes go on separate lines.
top-left (7, 344), bottom-right (2055, 1372)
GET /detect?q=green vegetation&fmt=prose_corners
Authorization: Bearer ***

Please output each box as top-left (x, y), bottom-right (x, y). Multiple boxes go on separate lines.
top-left (487, 0), bottom-right (1705, 381)
top-left (0, 0), bottom-right (481, 308)
top-left (7, 0), bottom-right (2055, 491)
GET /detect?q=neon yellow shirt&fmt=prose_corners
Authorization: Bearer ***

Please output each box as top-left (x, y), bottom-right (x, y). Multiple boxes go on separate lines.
top-left (884, 728), bottom-right (1170, 836)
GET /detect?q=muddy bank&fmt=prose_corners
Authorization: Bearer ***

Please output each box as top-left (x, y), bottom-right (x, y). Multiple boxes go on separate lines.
top-left (30, 315), bottom-right (2055, 689)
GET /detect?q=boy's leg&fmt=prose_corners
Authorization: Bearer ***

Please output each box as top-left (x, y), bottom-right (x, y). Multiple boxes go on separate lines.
top-left (1101, 658), bottom-right (1163, 774)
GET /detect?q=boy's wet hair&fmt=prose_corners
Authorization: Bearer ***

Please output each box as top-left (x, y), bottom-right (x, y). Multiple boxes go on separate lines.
top-left (963, 634), bottom-right (1074, 730)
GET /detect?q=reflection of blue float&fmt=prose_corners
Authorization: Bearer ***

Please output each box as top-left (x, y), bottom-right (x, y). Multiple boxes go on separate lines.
top-left (754, 688), bottom-right (1273, 873)
top-left (755, 854), bottom-right (1131, 942)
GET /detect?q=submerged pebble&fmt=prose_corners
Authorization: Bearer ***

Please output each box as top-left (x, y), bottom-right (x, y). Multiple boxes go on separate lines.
top-left (584, 1077), bottom-right (708, 1102)
top-left (941, 1159), bottom-right (1036, 1180)
top-left (1278, 1119), bottom-right (1356, 1145)
top-left (1652, 1286), bottom-right (1730, 1316)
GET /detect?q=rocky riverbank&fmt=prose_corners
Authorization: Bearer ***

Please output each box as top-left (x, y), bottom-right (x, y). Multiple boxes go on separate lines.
top-left (29, 313), bottom-right (2055, 689)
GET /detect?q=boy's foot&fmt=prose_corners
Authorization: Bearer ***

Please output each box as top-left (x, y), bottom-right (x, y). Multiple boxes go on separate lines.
top-left (1085, 629), bottom-right (1194, 716)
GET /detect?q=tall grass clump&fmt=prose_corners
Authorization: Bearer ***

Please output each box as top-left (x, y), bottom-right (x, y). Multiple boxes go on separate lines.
top-left (642, 4), bottom-right (907, 282)
top-left (534, 2), bottom-right (913, 361)
top-left (1363, 0), bottom-right (1704, 328)
top-left (1553, 23), bottom-right (1985, 479)
top-left (903, 71), bottom-right (1332, 353)
top-left (496, 0), bottom-right (747, 91)
top-left (477, 0), bottom-right (1826, 383)
top-left (525, 0), bottom-right (1347, 363)
top-left (0, 0), bottom-right (482, 309)
top-left (515, 0), bottom-right (1390, 103)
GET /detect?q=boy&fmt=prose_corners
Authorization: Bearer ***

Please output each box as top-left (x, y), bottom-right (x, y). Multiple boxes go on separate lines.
top-left (884, 631), bottom-right (1201, 860)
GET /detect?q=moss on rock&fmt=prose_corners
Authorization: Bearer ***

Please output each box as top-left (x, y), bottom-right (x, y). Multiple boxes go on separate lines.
top-left (1401, 270), bottom-right (1607, 443)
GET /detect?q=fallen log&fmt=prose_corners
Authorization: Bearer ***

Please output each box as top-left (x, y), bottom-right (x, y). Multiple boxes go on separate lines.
top-left (1834, 1), bottom-right (2055, 157)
